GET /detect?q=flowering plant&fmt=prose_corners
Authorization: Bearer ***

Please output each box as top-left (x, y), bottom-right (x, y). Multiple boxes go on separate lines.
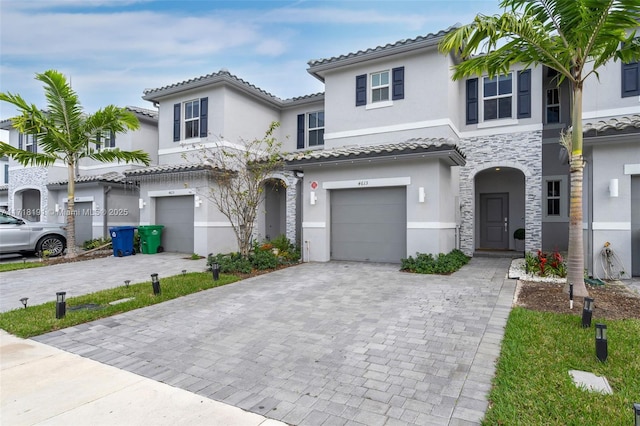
top-left (525, 249), bottom-right (567, 278)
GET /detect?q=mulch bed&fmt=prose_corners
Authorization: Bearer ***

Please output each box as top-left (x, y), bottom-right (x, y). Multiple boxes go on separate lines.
top-left (515, 280), bottom-right (640, 320)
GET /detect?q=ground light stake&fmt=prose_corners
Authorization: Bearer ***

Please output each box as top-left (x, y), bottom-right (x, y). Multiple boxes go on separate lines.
top-left (569, 282), bottom-right (574, 310)
top-left (582, 297), bottom-right (594, 328)
top-left (151, 273), bottom-right (161, 295)
top-left (634, 403), bottom-right (640, 426)
top-left (595, 323), bottom-right (607, 362)
top-left (212, 262), bottom-right (220, 281)
top-left (20, 297), bottom-right (28, 309)
top-left (55, 292), bottom-right (66, 319)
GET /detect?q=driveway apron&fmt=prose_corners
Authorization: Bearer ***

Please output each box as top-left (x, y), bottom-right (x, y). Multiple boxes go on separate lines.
top-left (33, 258), bottom-right (515, 426)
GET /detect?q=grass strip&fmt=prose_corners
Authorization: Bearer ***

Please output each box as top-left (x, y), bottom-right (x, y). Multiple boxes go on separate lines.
top-left (0, 272), bottom-right (240, 338)
top-left (484, 307), bottom-right (640, 425)
top-left (0, 262), bottom-right (46, 272)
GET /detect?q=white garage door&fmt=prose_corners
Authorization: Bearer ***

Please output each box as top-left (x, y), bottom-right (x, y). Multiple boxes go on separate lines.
top-left (155, 196), bottom-right (194, 253)
top-left (330, 187), bottom-right (406, 263)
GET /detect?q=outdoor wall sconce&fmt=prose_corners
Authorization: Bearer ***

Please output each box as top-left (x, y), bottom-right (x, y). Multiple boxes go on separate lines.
top-left (418, 187), bottom-right (425, 203)
top-left (609, 178), bottom-right (619, 198)
top-left (310, 191), bottom-right (317, 205)
top-left (56, 291), bottom-right (66, 319)
top-left (194, 196), bottom-right (203, 208)
top-left (595, 323), bottom-right (607, 362)
top-left (569, 282), bottom-right (574, 310)
top-left (634, 402), bottom-right (640, 426)
top-left (20, 297), bottom-right (28, 309)
top-left (138, 198), bottom-right (146, 209)
top-left (150, 273), bottom-right (161, 295)
top-left (124, 280), bottom-right (131, 288)
top-left (212, 263), bottom-right (220, 281)
top-left (582, 297), bottom-right (594, 328)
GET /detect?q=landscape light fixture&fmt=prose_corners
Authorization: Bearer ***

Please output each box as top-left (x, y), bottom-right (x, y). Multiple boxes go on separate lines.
top-left (595, 323), bottom-right (608, 362)
top-left (582, 297), bottom-right (594, 328)
top-left (124, 280), bottom-right (131, 288)
top-left (182, 269), bottom-right (187, 275)
top-left (20, 297), bottom-right (28, 309)
top-left (22, 256), bottom-right (26, 264)
top-left (56, 291), bottom-right (66, 319)
top-left (150, 273), bottom-right (161, 295)
top-left (569, 282), bottom-right (574, 310)
top-left (634, 403), bottom-right (640, 426)
top-left (212, 263), bottom-right (220, 281)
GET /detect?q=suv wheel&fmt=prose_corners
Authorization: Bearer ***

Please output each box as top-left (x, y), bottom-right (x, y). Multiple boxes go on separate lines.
top-left (36, 235), bottom-right (65, 257)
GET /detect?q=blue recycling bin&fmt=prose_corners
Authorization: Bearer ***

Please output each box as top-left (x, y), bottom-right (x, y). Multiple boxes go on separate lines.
top-left (109, 226), bottom-right (137, 257)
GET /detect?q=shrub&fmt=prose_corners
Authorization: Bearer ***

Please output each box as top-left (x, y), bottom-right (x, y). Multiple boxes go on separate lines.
top-left (524, 249), bottom-right (567, 278)
top-left (82, 237), bottom-right (112, 250)
top-left (250, 245), bottom-right (278, 270)
top-left (207, 252), bottom-right (252, 274)
top-left (401, 249), bottom-right (469, 274)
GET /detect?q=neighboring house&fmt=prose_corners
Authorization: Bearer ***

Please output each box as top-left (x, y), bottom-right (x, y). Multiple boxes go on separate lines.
top-left (0, 106), bottom-right (159, 245)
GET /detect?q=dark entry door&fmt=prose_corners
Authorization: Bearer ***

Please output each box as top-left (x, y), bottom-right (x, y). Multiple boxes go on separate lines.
top-left (480, 193), bottom-right (509, 249)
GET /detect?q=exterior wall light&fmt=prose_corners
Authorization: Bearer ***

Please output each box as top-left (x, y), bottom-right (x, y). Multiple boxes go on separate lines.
top-left (56, 291), bottom-right (66, 319)
top-left (212, 263), bottom-right (220, 281)
top-left (20, 297), bottom-right (28, 309)
top-left (310, 191), bottom-right (317, 205)
top-left (595, 323), bottom-right (607, 362)
top-left (150, 273), bottom-right (161, 295)
top-left (582, 297), bottom-right (594, 328)
top-left (418, 187), bottom-right (425, 203)
top-left (139, 198), bottom-right (146, 209)
top-left (609, 178), bottom-right (619, 197)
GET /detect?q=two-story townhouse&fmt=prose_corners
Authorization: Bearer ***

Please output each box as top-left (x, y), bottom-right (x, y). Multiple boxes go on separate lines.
top-left (0, 106), bottom-right (158, 245)
top-left (131, 71), bottom-right (324, 255)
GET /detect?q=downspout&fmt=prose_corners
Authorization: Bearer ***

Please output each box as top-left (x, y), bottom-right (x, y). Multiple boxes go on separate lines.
top-left (103, 185), bottom-right (112, 238)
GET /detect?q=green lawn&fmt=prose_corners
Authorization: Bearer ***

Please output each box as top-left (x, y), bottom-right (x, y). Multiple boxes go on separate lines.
top-left (0, 261), bottom-right (46, 272)
top-left (0, 272), bottom-right (240, 338)
top-left (484, 307), bottom-right (640, 426)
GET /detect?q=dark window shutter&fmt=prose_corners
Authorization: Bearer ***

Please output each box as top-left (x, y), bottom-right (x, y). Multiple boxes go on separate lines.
top-left (109, 131), bottom-right (115, 148)
top-left (517, 69), bottom-right (531, 118)
top-left (173, 103), bottom-right (181, 142)
top-left (355, 74), bottom-right (367, 106)
top-left (297, 114), bottom-right (305, 149)
top-left (622, 61), bottom-right (639, 97)
top-left (466, 78), bottom-right (478, 124)
top-left (18, 133), bottom-right (23, 149)
top-left (199, 97), bottom-right (208, 137)
top-left (33, 136), bottom-right (37, 153)
top-left (392, 67), bottom-right (405, 100)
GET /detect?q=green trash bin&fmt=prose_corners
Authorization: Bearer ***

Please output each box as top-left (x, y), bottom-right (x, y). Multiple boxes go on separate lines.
top-left (138, 225), bottom-right (165, 254)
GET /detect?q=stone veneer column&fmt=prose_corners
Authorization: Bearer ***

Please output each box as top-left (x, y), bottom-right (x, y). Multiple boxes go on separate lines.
top-left (8, 167), bottom-right (49, 219)
top-left (458, 131), bottom-right (542, 256)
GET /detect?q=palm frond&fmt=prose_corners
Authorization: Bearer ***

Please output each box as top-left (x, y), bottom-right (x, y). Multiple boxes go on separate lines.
top-left (87, 148), bottom-right (150, 165)
top-left (0, 142), bottom-right (58, 167)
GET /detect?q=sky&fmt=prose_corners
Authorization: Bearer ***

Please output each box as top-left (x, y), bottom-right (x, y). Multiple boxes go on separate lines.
top-left (0, 0), bottom-right (504, 122)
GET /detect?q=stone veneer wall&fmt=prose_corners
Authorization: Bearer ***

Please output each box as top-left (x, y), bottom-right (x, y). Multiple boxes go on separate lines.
top-left (257, 171), bottom-right (299, 245)
top-left (458, 130), bottom-right (542, 256)
top-left (8, 167), bottom-right (49, 219)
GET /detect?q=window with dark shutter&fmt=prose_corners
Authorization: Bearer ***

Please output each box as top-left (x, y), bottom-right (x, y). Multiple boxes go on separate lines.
top-left (18, 133), bottom-right (23, 150)
top-left (517, 69), bottom-right (531, 118)
top-left (622, 61), bottom-right (639, 97)
top-left (466, 78), bottom-right (478, 124)
top-left (173, 103), bottom-right (181, 142)
top-left (297, 114), bottom-right (305, 149)
top-left (392, 67), bottom-right (404, 100)
top-left (355, 74), bottom-right (367, 106)
top-left (199, 97), bottom-right (208, 137)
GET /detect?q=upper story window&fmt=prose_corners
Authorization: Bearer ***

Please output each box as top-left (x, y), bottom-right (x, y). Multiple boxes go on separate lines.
top-left (371, 71), bottom-right (390, 103)
top-left (483, 74), bottom-right (513, 120)
top-left (297, 111), bottom-right (324, 149)
top-left (543, 175), bottom-right (568, 221)
top-left (546, 88), bottom-right (560, 123)
top-left (18, 134), bottom-right (37, 153)
top-left (173, 97), bottom-right (208, 142)
top-left (4, 164), bottom-right (8, 184)
top-left (466, 69), bottom-right (530, 125)
top-left (355, 67), bottom-right (404, 107)
top-left (622, 60), bottom-right (639, 97)
top-left (96, 130), bottom-right (115, 150)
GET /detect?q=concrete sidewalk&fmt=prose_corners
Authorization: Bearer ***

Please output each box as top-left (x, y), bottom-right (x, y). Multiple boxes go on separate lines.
top-left (0, 330), bottom-right (284, 426)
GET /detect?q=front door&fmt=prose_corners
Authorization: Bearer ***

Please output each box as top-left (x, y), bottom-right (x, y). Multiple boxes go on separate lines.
top-left (480, 193), bottom-right (509, 249)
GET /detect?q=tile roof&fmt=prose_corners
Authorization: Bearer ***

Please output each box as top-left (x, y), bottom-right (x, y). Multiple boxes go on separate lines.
top-left (307, 25), bottom-right (460, 71)
top-left (123, 163), bottom-right (221, 177)
top-left (283, 138), bottom-right (466, 166)
top-left (47, 171), bottom-right (130, 186)
top-left (583, 114), bottom-right (640, 137)
top-left (0, 184), bottom-right (7, 192)
top-left (125, 106), bottom-right (158, 120)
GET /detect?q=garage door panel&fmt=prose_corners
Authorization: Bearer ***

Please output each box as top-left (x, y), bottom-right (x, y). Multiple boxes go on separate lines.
top-left (156, 196), bottom-right (194, 254)
top-left (331, 187), bottom-right (406, 263)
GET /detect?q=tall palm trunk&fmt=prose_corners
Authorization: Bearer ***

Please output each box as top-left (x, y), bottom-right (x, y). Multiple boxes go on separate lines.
top-left (65, 162), bottom-right (78, 258)
top-left (566, 83), bottom-right (588, 297)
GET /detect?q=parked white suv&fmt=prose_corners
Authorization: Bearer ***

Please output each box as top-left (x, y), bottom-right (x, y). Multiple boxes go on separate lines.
top-left (0, 211), bottom-right (67, 257)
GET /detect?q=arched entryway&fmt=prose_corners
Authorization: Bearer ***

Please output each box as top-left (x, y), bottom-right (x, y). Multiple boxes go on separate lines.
top-left (14, 188), bottom-right (42, 221)
top-left (263, 178), bottom-right (286, 241)
top-left (474, 167), bottom-right (525, 251)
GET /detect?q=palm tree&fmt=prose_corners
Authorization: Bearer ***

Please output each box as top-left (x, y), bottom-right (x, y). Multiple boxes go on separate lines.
top-left (0, 70), bottom-right (150, 258)
top-left (439, 0), bottom-right (640, 297)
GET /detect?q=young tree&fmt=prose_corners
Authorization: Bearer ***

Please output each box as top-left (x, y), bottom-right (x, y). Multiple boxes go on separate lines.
top-left (439, 0), bottom-right (640, 297)
top-left (0, 70), bottom-right (151, 258)
top-left (185, 121), bottom-right (284, 257)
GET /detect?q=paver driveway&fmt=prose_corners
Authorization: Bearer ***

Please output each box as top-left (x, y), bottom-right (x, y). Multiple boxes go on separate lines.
top-left (34, 258), bottom-right (515, 425)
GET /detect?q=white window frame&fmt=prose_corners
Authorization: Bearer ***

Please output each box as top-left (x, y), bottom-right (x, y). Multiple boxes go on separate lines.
top-left (371, 70), bottom-right (390, 103)
top-left (184, 99), bottom-right (200, 140)
top-left (25, 134), bottom-right (36, 153)
top-left (96, 130), bottom-right (115, 151)
top-left (481, 73), bottom-right (514, 122)
top-left (307, 111), bottom-right (324, 147)
top-left (546, 88), bottom-right (560, 124)
top-left (543, 175), bottom-right (568, 222)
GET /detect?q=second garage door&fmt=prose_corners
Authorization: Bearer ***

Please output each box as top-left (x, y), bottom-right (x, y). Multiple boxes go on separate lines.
top-left (330, 187), bottom-right (406, 263)
top-left (155, 196), bottom-right (194, 253)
